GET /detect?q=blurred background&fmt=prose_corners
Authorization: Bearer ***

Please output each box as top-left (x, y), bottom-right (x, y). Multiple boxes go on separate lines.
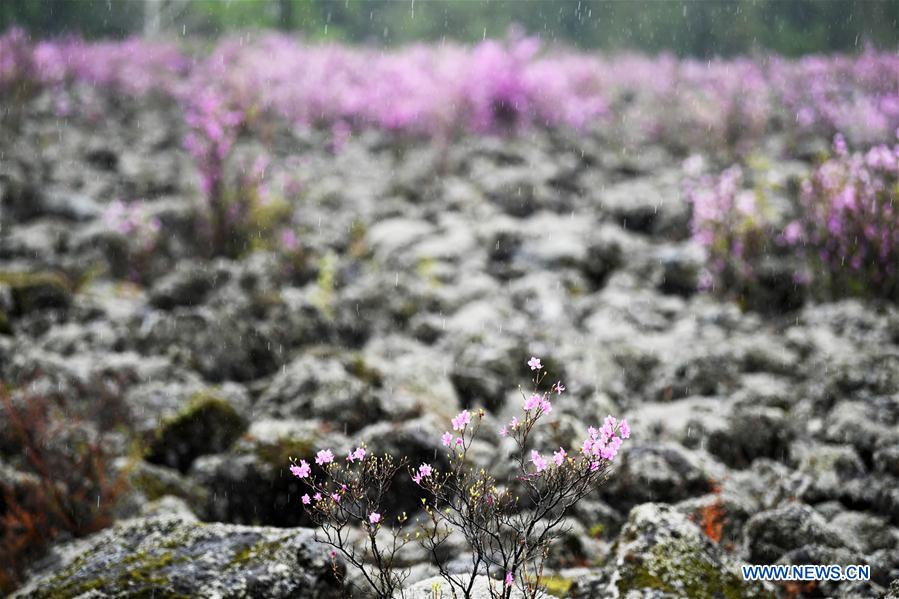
top-left (2, 0), bottom-right (898, 56)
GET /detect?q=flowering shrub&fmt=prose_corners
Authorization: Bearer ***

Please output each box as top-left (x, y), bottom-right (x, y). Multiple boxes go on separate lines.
top-left (182, 89), bottom-right (244, 256)
top-left (786, 135), bottom-right (899, 299)
top-left (291, 357), bottom-right (629, 598)
top-left (5, 28), bottom-right (898, 152)
top-left (684, 160), bottom-right (775, 296)
top-left (101, 200), bottom-right (162, 283)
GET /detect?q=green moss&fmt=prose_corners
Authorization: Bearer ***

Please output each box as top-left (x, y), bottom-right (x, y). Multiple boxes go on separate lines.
top-left (313, 252), bottom-right (337, 318)
top-left (617, 540), bottom-right (773, 599)
top-left (0, 271), bottom-right (72, 314)
top-left (252, 435), bottom-right (316, 468)
top-left (37, 550), bottom-right (189, 599)
top-left (346, 354), bottom-right (384, 387)
top-left (588, 523), bottom-right (605, 539)
top-left (145, 390), bottom-right (247, 472)
top-left (541, 575), bottom-right (573, 596)
top-left (226, 538), bottom-right (286, 569)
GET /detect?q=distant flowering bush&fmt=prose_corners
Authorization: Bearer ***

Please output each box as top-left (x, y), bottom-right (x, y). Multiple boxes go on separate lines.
top-left (786, 134), bottom-right (899, 299)
top-left (291, 357), bottom-right (629, 598)
top-left (684, 159), bottom-right (775, 296)
top-left (4, 28), bottom-right (899, 150)
top-left (101, 200), bottom-right (161, 282)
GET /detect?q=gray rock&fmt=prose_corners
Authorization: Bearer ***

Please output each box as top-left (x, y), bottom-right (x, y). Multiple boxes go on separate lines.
top-left (608, 503), bottom-right (772, 598)
top-left (743, 503), bottom-right (846, 564)
top-left (255, 354), bottom-right (382, 433)
top-left (705, 406), bottom-right (795, 469)
top-left (601, 443), bottom-right (716, 510)
top-left (406, 574), bottom-right (556, 598)
top-left (149, 260), bottom-right (221, 309)
top-left (14, 516), bottom-right (343, 598)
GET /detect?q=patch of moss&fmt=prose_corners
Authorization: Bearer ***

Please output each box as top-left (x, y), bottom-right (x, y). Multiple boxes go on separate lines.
top-left (617, 539), bottom-right (773, 599)
top-left (145, 390), bottom-right (247, 472)
top-left (227, 538), bottom-right (286, 569)
top-left (252, 436), bottom-right (316, 468)
top-left (589, 523), bottom-right (605, 539)
top-left (313, 252), bottom-right (337, 318)
top-left (38, 550), bottom-right (189, 599)
top-left (541, 575), bottom-right (573, 596)
top-left (0, 271), bottom-right (72, 314)
top-left (346, 354), bottom-right (384, 387)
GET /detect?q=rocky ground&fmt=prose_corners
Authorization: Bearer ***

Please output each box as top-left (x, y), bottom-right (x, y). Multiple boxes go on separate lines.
top-left (2, 94), bottom-right (899, 598)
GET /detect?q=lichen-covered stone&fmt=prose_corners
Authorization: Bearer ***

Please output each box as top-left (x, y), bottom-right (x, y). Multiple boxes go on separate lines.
top-left (611, 503), bottom-right (773, 599)
top-left (15, 516), bottom-right (343, 598)
top-left (743, 503), bottom-right (846, 564)
top-left (145, 390), bottom-right (248, 472)
top-left (0, 271), bottom-right (72, 315)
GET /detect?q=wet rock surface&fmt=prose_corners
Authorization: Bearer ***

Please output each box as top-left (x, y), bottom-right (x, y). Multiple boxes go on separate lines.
top-left (3, 96), bottom-right (899, 597)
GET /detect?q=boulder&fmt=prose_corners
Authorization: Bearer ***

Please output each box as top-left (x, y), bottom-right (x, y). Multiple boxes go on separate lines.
top-left (15, 516), bottom-right (342, 598)
top-left (609, 503), bottom-right (772, 598)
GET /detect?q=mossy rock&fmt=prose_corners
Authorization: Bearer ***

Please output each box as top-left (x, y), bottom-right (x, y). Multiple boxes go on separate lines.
top-left (145, 391), bottom-right (248, 472)
top-left (614, 503), bottom-right (773, 599)
top-left (0, 271), bottom-right (72, 315)
top-left (129, 460), bottom-right (209, 513)
top-left (16, 516), bottom-right (343, 598)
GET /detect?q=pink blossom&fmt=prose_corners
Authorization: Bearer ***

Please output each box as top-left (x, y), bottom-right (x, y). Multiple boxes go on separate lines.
top-left (505, 571), bottom-right (514, 587)
top-left (499, 425), bottom-right (508, 437)
top-left (301, 494), bottom-right (311, 505)
top-left (313, 492), bottom-right (322, 501)
top-left (527, 356), bottom-right (542, 371)
top-left (315, 449), bottom-right (334, 465)
top-left (530, 450), bottom-right (548, 473)
top-left (331, 493), bottom-right (341, 503)
top-left (524, 394), bottom-right (542, 411)
top-left (451, 409), bottom-right (471, 431)
top-left (619, 420), bottom-right (631, 439)
top-left (419, 463), bottom-right (433, 478)
top-left (441, 432), bottom-right (453, 446)
top-left (290, 460), bottom-right (311, 479)
top-left (369, 512), bottom-right (381, 525)
top-left (552, 381), bottom-right (566, 394)
top-left (553, 447), bottom-right (567, 466)
top-left (346, 447), bottom-right (366, 462)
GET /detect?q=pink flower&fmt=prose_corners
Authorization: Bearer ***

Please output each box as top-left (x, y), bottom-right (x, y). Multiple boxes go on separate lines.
top-left (455, 437), bottom-right (463, 446)
top-left (451, 410), bottom-right (471, 431)
top-left (346, 447), bottom-right (366, 462)
top-left (331, 493), bottom-right (341, 503)
top-left (552, 381), bottom-right (566, 394)
top-left (530, 450), bottom-right (548, 473)
top-left (524, 394), bottom-right (542, 411)
top-left (315, 449), bottom-right (334, 465)
top-left (419, 463), bottom-right (433, 478)
top-left (290, 460), bottom-right (311, 479)
top-left (313, 492), bottom-right (322, 501)
top-left (553, 447), bottom-right (566, 466)
top-left (369, 512), bottom-right (381, 525)
top-left (539, 397), bottom-right (552, 414)
top-left (509, 416), bottom-right (519, 430)
top-left (590, 461), bottom-right (600, 472)
top-left (527, 356), bottom-right (542, 371)
top-left (505, 571), bottom-right (514, 587)
top-left (412, 473), bottom-right (422, 484)
top-left (619, 420), bottom-right (631, 439)
top-left (499, 425), bottom-right (508, 437)
top-left (441, 432), bottom-right (453, 446)
top-left (329, 549), bottom-right (337, 559)
top-left (301, 494), bottom-right (311, 505)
